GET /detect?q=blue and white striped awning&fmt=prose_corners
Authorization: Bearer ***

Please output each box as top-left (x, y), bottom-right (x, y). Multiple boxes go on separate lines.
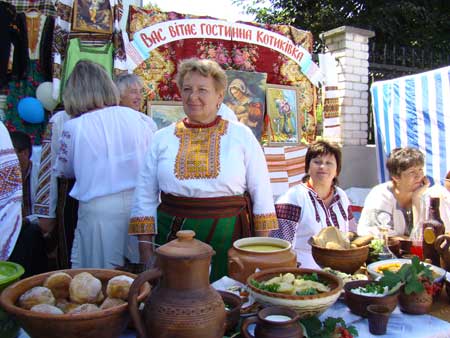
top-left (371, 66), bottom-right (450, 185)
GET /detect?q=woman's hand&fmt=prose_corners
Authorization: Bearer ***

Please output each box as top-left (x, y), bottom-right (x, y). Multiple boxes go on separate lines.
top-left (138, 235), bottom-right (154, 265)
top-left (412, 176), bottom-right (430, 204)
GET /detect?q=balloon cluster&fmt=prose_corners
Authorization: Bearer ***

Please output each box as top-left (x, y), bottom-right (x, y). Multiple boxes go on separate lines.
top-left (17, 82), bottom-right (58, 124)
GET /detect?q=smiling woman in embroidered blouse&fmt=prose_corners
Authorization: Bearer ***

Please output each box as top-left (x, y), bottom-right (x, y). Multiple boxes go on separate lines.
top-left (270, 140), bottom-right (356, 269)
top-left (129, 58), bottom-right (278, 281)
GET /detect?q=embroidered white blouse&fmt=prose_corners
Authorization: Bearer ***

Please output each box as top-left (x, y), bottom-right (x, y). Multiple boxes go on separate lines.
top-left (129, 117), bottom-right (277, 235)
top-left (54, 106), bottom-right (154, 202)
top-left (271, 183), bottom-right (356, 269)
top-left (0, 122), bottom-right (22, 260)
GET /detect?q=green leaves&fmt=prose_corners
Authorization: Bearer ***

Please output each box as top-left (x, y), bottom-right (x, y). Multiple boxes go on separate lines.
top-left (300, 316), bottom-right (359, 338)
top-left (249, 279), bottom-right (280, 293)
top-left (379, 256), bottom-right (433, 295)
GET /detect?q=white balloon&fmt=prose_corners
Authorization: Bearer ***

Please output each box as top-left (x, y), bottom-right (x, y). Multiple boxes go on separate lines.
top-left (36, 82), bottom-right (58, 111)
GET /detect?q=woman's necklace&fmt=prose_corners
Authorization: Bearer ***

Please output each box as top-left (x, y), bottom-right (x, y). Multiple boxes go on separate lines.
top-left (306, 179), bottom-right (334, 201)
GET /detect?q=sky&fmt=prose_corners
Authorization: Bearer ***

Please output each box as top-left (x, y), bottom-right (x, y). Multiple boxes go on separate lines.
top-left (143, 0), bottom-right (256, 22)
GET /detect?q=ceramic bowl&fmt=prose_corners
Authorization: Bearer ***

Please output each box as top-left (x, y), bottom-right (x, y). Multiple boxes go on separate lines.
top-left (0, 269), bottom-right (151, 338)
top-left (308, 237), bottom-right (369, 274)
top-left (344, 280), bottom-right (398, 317)
top-left (0, 261), bottom-right (25, 338)
top-left (246, 267), bottom-right (343, 318)
top-left (219, 290), bottom-right (242, 334)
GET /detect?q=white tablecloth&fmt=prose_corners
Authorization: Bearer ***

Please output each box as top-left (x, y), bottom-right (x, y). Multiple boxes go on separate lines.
top-left (18, 299), bottom-right (450, 338)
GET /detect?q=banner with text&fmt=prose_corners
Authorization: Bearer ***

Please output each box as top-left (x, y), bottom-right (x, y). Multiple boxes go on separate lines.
top-left (125, 19), bottom-right (323, 87)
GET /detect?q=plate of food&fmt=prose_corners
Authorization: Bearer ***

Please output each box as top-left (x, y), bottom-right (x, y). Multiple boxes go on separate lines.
top-left (367, 258), bottom-right (446, 281)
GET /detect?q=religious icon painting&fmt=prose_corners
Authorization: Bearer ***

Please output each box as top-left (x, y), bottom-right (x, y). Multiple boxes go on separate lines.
top-left (223, 70), bottom-right (267, 141)
top-left (148, 101), bottom-right (184, 130)
top-left (72, 0), bottom-right (113, 34)
top-left (266, 84), bottom-right (301, 146)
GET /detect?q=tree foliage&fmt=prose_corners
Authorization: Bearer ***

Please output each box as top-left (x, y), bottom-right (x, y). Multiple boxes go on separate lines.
top-left (234, 0), bottom-right (450, 54)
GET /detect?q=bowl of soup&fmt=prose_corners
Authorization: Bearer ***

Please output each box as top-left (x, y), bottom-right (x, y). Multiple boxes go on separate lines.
top-left (228, 237), bottom-right (297, 283)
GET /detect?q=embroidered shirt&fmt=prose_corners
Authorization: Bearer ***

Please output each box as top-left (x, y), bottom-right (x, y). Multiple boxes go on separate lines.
top-left (34, 110), bottom-right (70, 218)
top-left (270, 182), bottom-right (355, 269)
top-left (129, 116), bottom-right (277, 235)
top-left (0, 122), bottom-right (22, 260)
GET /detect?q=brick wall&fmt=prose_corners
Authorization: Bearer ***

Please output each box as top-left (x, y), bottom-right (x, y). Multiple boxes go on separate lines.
top-left (320, 26), bottom-right (375, 146)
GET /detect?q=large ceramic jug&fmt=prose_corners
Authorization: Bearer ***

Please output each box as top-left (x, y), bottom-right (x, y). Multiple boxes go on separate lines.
top-left (128, 230), bottom-right (226, 338)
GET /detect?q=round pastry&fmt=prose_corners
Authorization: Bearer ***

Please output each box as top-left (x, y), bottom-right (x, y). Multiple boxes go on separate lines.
top-left (18, 286), bottom-right (56, 310)
top-left (100, 297), bottom-right (126, 310)
top-left (106, 275), bottom-right (134, 300)
top-left (43, 272), bottom-right (72, 299)
top-left (69, 272), bottom-right (103, 304)
top-left (30, 303), bottom-right (64, 315)
top-left (55, 298), bottom-right (79, 313)
top-left (68, 303), bottom-right (100, 314)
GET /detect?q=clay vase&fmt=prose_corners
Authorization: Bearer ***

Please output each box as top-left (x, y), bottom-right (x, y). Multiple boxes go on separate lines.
top-left (128, 230), bottom-right (226, 338)
top-left (435, 234), bottom-right (450, 271)
top-left (240, 306), bottom-right (302, 338)
top-left (228, 237), bottom-right (297, 283)
top-left (398, 287), bottom-right (433, 315)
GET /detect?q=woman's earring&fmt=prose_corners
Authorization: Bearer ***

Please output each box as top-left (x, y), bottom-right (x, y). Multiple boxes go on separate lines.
top-left (216, 103), bottom-right (221, 109)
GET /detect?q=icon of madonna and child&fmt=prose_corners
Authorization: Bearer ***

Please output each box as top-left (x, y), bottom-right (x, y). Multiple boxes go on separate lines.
top-left (223, 70), bottom-right (267, 141)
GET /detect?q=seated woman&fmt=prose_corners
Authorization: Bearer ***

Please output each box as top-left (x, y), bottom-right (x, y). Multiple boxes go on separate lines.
top-left (270, 141), bottom-right (356, 269)
top-left (357, 147), bottom-right (428, 238)
top-left (129, 58), bottom-right (278, 282)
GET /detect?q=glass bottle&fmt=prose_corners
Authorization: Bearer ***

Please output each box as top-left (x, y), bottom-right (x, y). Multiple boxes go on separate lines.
top-left (422, 197), bottom-right (445, 266)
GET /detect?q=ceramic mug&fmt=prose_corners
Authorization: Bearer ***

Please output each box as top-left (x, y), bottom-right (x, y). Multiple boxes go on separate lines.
top-left (241, 306), bottom-right (302, 338)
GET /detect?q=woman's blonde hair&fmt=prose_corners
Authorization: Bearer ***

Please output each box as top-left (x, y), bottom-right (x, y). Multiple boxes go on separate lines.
top-left (175, 58), bottom-right (227, 93)
top-left (63, 60), bottom-right (119, 117)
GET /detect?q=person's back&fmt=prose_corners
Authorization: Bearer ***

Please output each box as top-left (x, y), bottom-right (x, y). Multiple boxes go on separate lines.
top-left (63, 106), bottom-right (153, 202)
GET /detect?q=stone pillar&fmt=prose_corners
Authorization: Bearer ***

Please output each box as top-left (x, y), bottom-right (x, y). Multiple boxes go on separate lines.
top-left (320, 26), bottom-right (375, 146)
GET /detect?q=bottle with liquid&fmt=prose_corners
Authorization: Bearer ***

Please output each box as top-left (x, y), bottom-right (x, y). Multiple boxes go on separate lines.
top-left (422, 197), bottom-right (445, 265)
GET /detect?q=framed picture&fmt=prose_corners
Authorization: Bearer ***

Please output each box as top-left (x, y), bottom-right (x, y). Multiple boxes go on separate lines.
top-left (266, 84), bottom-right (300, 146)
top-left (223, 70), bottom-right (267, 141)
top-left (147, 101), bottom-right (185, 130)
top-left (72, 0), bottom-right (113, 34)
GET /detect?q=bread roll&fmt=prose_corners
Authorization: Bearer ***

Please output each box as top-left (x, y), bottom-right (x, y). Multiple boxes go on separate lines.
top-left (18, 286), bottom-right (56, 310)
top-left (100, 297), bottom-right (126, 310)
top-left (44, 272), bottom-right (72, 299)
top-left (351, 235), bottom-right (374, 247)
top-left (55, 298), bottom-right (79, 313)
top-left (68, 303), bottom-right (100, 314)
top-left (30, 303), bottom-right (64, 315)
top-left (106, 275), bottom-right (134, 300)
top-left (69, 272), bottom-right (103, 304)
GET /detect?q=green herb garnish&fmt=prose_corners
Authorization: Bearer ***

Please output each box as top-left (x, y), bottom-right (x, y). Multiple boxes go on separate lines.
top-left (299, 272), bottom-right (320, 282)
top-left (379, 256), bottom-right (434, 295)
top-left (296, 287), bottom-right (318, 296)
top-left (250, 279), bottom-right (280, 293)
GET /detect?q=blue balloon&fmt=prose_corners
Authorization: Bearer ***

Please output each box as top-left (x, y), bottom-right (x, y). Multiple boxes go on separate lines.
top-left (17, 97), bottom-right (44, 124)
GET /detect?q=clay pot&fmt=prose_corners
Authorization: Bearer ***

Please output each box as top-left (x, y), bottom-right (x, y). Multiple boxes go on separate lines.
top-left (344, 280), bottom-right (398, 317)
top-left (0, 269), bottom-right (150, 338)
top-left (227, 237), bottom-right (297, 283)
top-left (241, 306), bottom-right (302, 338)
top-left (398, 287), bottom-right (433, 314)
top-left (219, 290), bottom-right (242, 334)
top-left (128, 230), bottom-right (226, 338)
top-left (308, 237), bottom-right (368, 274)
top-left (435, 234), bottom-right (450, 271)
top-left (367, 304), bottom-right (392, 335)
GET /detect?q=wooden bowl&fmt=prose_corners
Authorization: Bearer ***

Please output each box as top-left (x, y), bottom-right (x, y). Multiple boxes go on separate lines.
top-left (246, 267), bottom-right (342, 318)
top-left (0, 269), bottom-right (151, 338)
top-left (308, 237), bottom-right (369, 274)
top-left (344, 280), bottom-right (398, 317)
top-left (218, 290), bottom-right (242, 334)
